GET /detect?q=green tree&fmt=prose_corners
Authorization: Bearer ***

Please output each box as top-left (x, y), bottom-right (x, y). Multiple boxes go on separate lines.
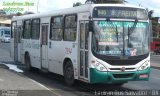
top-left (148, 10), bottom-right (154, 19)
top-left (152, 17), bottom-right (160, 38)
top-left (85, 0), bottom-right (127, 4)
top-left (73, 2), bottom-right (82, 7)
top-left (0, 9), bottom-right (6, 15)
top-left (16, 12), bottom-right (22, 16)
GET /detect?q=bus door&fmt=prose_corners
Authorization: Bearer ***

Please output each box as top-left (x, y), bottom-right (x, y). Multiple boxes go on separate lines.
top-left (41, 24), bottom-right (49, 71)
top-left (79, 21), bottom-right (89, 80)
top-left (13, 22), bottom-right (19, 62)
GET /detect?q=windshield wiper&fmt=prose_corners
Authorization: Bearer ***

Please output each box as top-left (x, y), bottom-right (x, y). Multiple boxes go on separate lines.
top-left (116, 26), bottom-right (118, 42)
top-left (106, 18), bottom-right (119, 42)
top-left (127, 19), bottom-right (138, 46)
top-left (128, 19), bottom-right (138, 36)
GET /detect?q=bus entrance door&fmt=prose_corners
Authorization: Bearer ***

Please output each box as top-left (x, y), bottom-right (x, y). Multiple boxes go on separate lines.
top-left (41, 24), bottom-right (49, 71)
top-left (79, 21), bottom-right (89, 80)
top-left (13, 22), bottom-right (18, 62)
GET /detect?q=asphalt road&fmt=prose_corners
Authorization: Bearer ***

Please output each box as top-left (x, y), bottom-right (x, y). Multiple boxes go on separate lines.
top-left (0, 42), bottom-right (160, 96)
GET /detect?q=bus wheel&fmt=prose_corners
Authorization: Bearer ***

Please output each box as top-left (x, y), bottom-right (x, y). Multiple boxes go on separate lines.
top-left (25, 53), bottom-right (31, 71)
top-left (64, 61), bottom-right (75, 86)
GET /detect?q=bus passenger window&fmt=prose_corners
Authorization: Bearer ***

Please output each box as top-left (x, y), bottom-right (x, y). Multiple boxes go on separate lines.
top-left (64, 15), bottom-right (77, 41)
top-left (31, 19), bottom-right (40, 40)
top-left (50, 16), bottom-right (63, 41)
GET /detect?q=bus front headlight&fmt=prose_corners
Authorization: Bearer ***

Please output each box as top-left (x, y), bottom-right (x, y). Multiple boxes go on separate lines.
top-left (138, 60), bottom-right (149, 71)
top-left (92, 61), bottom-right (108, 72)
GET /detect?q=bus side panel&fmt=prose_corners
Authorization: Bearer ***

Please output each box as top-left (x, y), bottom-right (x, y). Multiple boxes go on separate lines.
top-left (48, 41), bottom-right (78, 76)
top-left (48, 40), bottom-right (64, 75)
top-left (21, 39), bottom-right (41, 68)
top-left (29, 40), bottom-right (41, 69)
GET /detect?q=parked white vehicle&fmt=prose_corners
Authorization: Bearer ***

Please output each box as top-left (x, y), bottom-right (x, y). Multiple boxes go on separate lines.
top-left (1, 34), bottom-right (11, 43)
top-left (0, 27), bottom-right (11, 43)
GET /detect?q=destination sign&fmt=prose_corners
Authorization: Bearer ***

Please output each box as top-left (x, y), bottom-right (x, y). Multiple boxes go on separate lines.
top-left (93, 7), bottom-right (148, 20)
top-left (97, 21), bottom-right (147, 28)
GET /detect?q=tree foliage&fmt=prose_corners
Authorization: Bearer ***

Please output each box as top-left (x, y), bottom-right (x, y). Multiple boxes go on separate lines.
top-left (0, 9), bottom-right (6, 15)
top-left (73, 2), bottom-right (82, 7)
top-left (148, 10), bottom-right (154, 19)
top-left (151, 17), bottom-right (160, 37)
top-left (16, 12), bottom-right (22, 16)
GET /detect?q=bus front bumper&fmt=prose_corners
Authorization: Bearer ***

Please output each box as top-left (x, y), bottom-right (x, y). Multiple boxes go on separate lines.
top-left (90, 68), bottom-right (150, 84)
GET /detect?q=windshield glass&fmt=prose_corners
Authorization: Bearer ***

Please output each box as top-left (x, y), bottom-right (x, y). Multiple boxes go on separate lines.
top-left (5, 34), bottom-right (10, 37)
top-left (4, 30), bottom-right (10, 35)
top-left (92, 21), bottom-right (149, 57)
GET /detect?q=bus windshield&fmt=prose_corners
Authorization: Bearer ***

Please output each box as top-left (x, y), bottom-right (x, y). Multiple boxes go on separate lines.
top-left (4, 30), bottom-right (10, 35)
top-left (92, 21), bottom-right (149, 57)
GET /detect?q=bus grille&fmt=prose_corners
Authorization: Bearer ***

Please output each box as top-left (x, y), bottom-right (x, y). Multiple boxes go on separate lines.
top-left (105, 59), bottom-right (141, 66)
top-left (109, 68), bottom-right (135, 71)
top-left (113, 73), bottom-right (134, 78)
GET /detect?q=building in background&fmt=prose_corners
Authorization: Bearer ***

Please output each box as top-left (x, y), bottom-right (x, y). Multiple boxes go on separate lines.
top-left (150, 17), bottom-right (160, 52)
top-left (0, 15), bottom-right (11, 27)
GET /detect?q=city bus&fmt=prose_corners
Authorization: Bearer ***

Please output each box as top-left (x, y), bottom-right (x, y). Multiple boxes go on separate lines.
top-left (11, 4), bottom-right (150, 85)
top-left (0, 27), bottom-right (11, 42)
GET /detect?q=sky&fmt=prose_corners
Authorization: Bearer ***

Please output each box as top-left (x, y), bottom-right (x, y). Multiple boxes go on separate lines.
top-left (0, 0), bottom-right (160, 17)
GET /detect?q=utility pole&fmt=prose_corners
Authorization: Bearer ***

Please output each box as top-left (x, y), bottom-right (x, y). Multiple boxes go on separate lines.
top-left (37, 0), bottom-right (40, 13)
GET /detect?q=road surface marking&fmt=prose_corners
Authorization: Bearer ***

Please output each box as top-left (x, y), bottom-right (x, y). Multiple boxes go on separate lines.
top-left (29, 79), bottom-right (62, 96)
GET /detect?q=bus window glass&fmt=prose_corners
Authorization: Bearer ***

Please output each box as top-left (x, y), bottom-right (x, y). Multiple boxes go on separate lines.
top-left (80, 23), bottom-right (85, 49)
top-left (23, 20), bottom-right (31, 39)
top-left (31, 19), bottom-right (40, 39)
top-left (92, 21), bottom-right (123, 56)
top-left (64, 15), bottom-right (77, 41)
top-left (4, 30), bottom-right (10, 35)
top-left (124, 22), bottom-right (149, 56)
top-left (50, 16), bottom-right (63, 40)
top-left (85, 23), bottom-right (89, 49)
top-left (92, 21), bottom-right (149, 56)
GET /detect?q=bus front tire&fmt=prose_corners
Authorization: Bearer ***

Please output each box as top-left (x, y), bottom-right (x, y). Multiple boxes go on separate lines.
top-left (64, 61), bottom-right (75, 86)
top-left (25, 53), bottom-right (32, 71)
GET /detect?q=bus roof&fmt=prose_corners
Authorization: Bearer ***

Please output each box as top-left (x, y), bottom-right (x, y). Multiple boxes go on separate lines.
top-left (12, 4), bottom-right (147, 21)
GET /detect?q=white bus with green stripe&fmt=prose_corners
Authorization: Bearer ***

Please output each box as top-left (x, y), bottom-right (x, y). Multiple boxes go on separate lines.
top-left (11, 4), bottom-right (150, 85)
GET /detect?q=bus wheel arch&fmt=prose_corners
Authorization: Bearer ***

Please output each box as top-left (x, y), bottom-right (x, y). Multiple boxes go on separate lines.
top-left (25, 52), bottom-right (32, 71)
top-left (63, 58), bottom-right (75, 86)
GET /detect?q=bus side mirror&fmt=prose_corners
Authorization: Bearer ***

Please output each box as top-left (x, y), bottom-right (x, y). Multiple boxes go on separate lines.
top-left (89, 21), bottom-right (93, 32)
top-left (75, 15), bottom-right (77, 22)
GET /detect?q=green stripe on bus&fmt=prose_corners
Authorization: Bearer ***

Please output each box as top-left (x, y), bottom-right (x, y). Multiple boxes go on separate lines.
top-left (90, 68), bottom-right (150, 84)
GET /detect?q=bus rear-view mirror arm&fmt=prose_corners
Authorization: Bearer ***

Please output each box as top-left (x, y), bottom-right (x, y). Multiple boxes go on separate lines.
top-left (89, 20), bottom-right (93, 32)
